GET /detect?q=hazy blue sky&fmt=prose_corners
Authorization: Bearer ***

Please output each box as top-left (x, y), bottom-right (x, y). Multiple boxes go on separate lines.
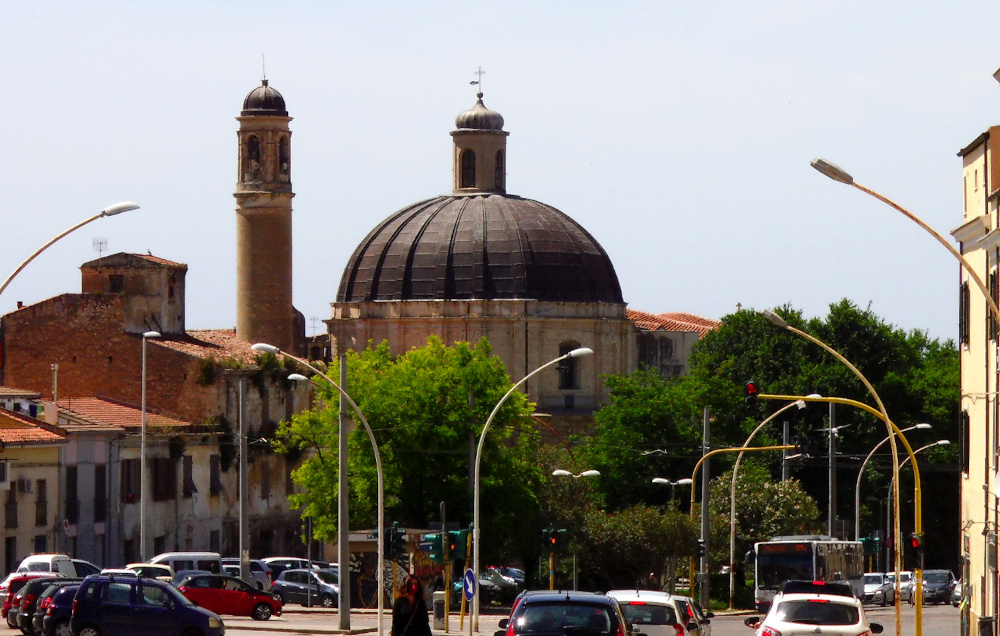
top-left (3, 1), bottom-right (998, 342)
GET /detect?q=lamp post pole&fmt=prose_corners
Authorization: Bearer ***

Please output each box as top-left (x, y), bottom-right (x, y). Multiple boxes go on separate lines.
top-left (0, 202), bottom-right (139, 301)
top-left (139, 330), bottom-right (161, 563)
top-left (855, 424), bottom-right (932, 540)
top-left (551, 469), bottom-right (600, 590)
top-left (761, 309), bottom-right (904, 636)
top-left (473, 347), bottom-right (593, 630)
top-left (254, 343), bottom-right (386, 636)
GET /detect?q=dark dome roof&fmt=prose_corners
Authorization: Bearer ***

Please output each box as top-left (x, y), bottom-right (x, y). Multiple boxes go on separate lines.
top-left (455, 93), bottom-right (504, 131)
top-left (241, 79), bottom-right (288, 116)
top-left (338, 194), bottom-right (623, 303)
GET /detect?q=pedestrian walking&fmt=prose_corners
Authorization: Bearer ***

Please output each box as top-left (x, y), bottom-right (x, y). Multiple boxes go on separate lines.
top-left (392, 575), bottom-right (432, 636)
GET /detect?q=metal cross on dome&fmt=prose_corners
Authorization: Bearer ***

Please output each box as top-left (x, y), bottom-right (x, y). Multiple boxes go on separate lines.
top-left (470, 66), bottom-right (485, 92)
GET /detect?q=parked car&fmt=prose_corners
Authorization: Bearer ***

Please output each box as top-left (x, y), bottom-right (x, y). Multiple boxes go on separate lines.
top-left (497, 590), bottom-right (630, 636)
top-left (670, 595), bottom-right (713, 636)
top-left (4, 573), bottom-right (63, 628)
top-left (953, 579), bottom-right (964, 607)
top-left (862, 572), bottom-right (895, 606)
top-left (271, 568), bottom-right (339, 607)
top-left (16, 555), bottom-right (76, 577)
top-left (922, 569), bottom-right (958, 605)
top-left (175, 573), bottom-right (281, 620)
top-left (16, 576), bottom-right (79, 635)
top-left (221, 557), bottom-right (272, 590)
top-left (70, 573), bottom-right (225, 636)
top-left (887, 571), bottom-right (913, 602)
top-left (491, 566), bottom-right (526, 587)
top-left (481, 567), bottom-right (519, 603)
top-left (38, 582), bottom-right (80, 636)
top-left (149, 551), bottom-right (223, 575)
top-left (261, 557), bottom-right (317, 578)
top-left (70, 560), bottom-right (101, 578)
top-left (743, 580), bottom-right (883, 636)
top-left (608, 589), bottom-right (705, 636)
top-left (126, 563), bottom-right (175, 583)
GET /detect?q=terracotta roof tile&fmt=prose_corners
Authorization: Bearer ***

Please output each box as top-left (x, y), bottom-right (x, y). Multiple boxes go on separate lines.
top-left (56, 397), bottom-right (193, 431)
top-left (627, 309), bottom-right (720, 338)
top-left (0, 386), bottom-right (42, 399)
top-left (153, 329), bottom-right (260, 365)
top-left (0, 408), bottom-right (65, 444)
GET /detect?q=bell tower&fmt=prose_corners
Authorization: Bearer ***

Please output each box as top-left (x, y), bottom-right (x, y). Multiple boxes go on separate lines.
top-left (234, 79), bottom-right (299, 352)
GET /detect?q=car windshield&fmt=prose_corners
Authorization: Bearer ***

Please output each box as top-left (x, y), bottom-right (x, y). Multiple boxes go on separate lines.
top-left (774, 600), bottom-right (859, 626)
top-left (925, 572), bottom-right (950, 584)
top-left (620, 603), bottom-right (676, 626)
top-left (314, 570), bottom-right (338, 584)
top-left (864, 574), bottom-right (883, 585)
top-left (515, 603), bottom-right (613, 634)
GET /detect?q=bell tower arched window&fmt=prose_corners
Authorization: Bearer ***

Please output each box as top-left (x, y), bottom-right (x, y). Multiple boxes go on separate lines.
top-left (244, 135), bottom-right (262, 181)
top-left (558, 342), bottom-right (581, 390)
top-left (460, 150), bottom-right (476, 188)
top-left (495, 150), bottom-right (505, 192)
top-left (279, 136), bottom-right (290, 179)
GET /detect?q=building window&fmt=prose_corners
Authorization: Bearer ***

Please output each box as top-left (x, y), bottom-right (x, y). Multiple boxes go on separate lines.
top-left (108, 274), bottom-right (124, 293)
top-left (182, 456), bottom-right (197, 498)
top-left (245, 135), bottom-right (262, 181)
top-left (35, 480), bottom-right (47, 527)
top-left (959, 282), bottom-right (971, 346)
top-left (963, 409), bottom-right (971, 476)
top-left (123, 539), bottom-right (137, 565)
top-left (33, 535), bottom-right (46, 554)
top-left (990, 271), bottom-right (999, 341)
top-left (495, 150), bottom-right (505, 191)
top-left (210, 530), bottom-right (221, 553)
top-left (557, 343), bottom-right (581, 390)
top-left (4, 489), bottom-right (16, 529)
top-left (261, 462), bottom-right (270, 500)
top-left (66, 466), bottom-right (79, 524)
top-left (121, 459), bottom-right (140, 503)
top-left (210, 456), bottom-right (223, 496)
top-left (95, 465), bottom-right (107, 523)
top-left (152, 458), bottom-right (177, 501)
top-left (4, 537), bottom-right (15, 574)
top-left (154, 535), bottom-right (166, 556)
top-left (279, 136), bottom-right (291, 176)
top-left (460, 150), bottom-right (476, 188)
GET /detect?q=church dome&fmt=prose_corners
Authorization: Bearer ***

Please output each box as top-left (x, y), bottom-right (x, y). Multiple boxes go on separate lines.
top-left (455, 93), bottom-right (504, 131)
top-left (337, 194), bottom-right (623, 303)
top-left (241, 79), bottom-right (288, 116)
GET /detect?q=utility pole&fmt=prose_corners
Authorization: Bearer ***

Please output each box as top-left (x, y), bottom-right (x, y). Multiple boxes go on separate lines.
top-left (699, 406), bottom-right (710, 608)
top-left (782, 419), bottom-right (790, 481)
top-left (828, 403), bottom-right (836, 537)
top-left (338, 354), bottom-right (351, 630)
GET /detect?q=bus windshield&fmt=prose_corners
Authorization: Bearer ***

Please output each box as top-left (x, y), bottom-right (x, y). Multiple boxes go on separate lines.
top-left (757, 552), bottom-right (813, 590)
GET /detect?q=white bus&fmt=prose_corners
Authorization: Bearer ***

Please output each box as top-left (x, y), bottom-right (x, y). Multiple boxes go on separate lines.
top-left (747, 536), bottom-right (864, 612)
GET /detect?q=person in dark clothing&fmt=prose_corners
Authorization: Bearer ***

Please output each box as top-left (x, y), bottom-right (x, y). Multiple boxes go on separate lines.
top-left (392, 575), bottom-right (432, 636)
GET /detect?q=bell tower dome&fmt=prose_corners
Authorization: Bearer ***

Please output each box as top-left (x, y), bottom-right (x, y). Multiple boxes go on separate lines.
top-left (451, 92), bottom-right (509, 193)
top-left (234, 79), bottom-right (298, 351)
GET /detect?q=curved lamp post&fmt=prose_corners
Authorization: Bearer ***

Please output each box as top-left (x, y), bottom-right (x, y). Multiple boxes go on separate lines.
top-left (139, 330), bottom-right (160, 562)
top-left (252, 343), bottom-right (386, 636)
top-left (726, 399), bottom-right (806, 609)
top-left (652, 477), bottom-right (693, 504)
top-left (0, 201), bottom-right (139, 299)
top-left (855, 424), bottom-right (932, 540)
top-left (552, 468), bottom-right (600, 590)
top-left (472, 347), bottom-right (593, 629)
top-left (761, 308), bottom-right (904, 636)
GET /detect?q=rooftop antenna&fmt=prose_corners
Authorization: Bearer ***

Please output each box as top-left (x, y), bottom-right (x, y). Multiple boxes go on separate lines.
top-left (92, 237), bottom-right (107, 259)
top-left (262, 54), bottom-right (267, 82)
top-left (470, 66), bottom-right (485, 95)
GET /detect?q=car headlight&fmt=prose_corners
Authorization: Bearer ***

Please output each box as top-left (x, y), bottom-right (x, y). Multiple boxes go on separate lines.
top-left (208, 616), bottom-right (222, 629)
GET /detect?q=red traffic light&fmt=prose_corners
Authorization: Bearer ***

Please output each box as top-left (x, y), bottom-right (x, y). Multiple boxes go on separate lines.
top-left (909, 534), bottom-right (922, 549)
top-left (745, 382), bottom-right (759, 396)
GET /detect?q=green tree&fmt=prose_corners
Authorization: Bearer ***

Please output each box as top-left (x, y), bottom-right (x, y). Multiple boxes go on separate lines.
top-left (273, 337), bottom-right (543, 564)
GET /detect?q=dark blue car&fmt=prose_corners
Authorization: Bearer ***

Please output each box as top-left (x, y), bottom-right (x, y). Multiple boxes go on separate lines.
top-left (70, 574), bottom-right (224, 636)
top-left (39, 583), bottom-right (79, 636)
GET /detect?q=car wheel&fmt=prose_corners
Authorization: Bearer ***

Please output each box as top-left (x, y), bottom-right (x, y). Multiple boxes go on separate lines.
top-left (257, 581), bottom-right (264, 591)
top-left (321, 594), bottom-right (336, 608)
top-left (880, 595), bottom-right (887, 607)
top-left (277, 593), bottom-right (288, 605)
top-left (77, 626), bottom-right (102, 636)
top-left (252, 602), bottom-right (273, 621)
top-left (53, 619), bottom-right (72, 636)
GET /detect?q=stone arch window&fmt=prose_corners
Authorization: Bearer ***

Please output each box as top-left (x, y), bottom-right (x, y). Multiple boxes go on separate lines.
top-left (557, 341), bottom-right (581, 390)
top-left (495, 150), bottom-right (505, 191)
top-left (279, 136), bottom-right (291, 179)
top-left (244, 135), bottom-right (262, 181)
top-left (460, 149), bottom-right (476, 188)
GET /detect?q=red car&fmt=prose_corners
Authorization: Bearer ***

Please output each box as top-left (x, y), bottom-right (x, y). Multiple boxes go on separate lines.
top-left (176, 573), bottom-right (282, 620)
top-left (2, 573), bottom-right (62, 627)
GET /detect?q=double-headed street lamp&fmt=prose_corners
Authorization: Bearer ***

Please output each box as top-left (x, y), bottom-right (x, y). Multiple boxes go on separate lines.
top-left (855, 424), bottom-right (932, 540)
top-left (252, 343), bottom-right (385, 636)
top-left (651, 477), bottom-right (692, 504)
top-left (552, 468), bottom-right (600, 590)
top-left (472, 347), bottom-right (593, 629)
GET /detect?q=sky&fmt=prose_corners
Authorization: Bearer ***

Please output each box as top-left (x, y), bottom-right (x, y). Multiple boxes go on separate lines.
top-left (2, 1), bottom-right (999, 342)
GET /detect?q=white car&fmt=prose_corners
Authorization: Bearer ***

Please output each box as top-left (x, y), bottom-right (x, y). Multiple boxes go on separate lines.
top-left (607, 589), bottom-right (712, 636)
top-left (886, 571), bottom-right (912, 602)
top-left (745, 580), bottom-right (883, 636)
top-left (862, 572), bottom-right (894, 606)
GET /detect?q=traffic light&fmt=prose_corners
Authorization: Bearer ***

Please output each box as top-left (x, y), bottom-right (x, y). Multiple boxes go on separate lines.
top-left (792, 435), bottom-right (810, 457)
top-left (907, 532), bottom-right (924, 570)
top-left (542, 528), bottom-right (568, 552)
top-left (696, 539), bottom-right (706, 558)
top-left (424, 532), bottom-right (444, 563)
top-left (391, 522), bottom-right (405, 559)
top-left (745, 381), bottom-right (760, 406)
top-left (448, 530), bottom-right (468, 561)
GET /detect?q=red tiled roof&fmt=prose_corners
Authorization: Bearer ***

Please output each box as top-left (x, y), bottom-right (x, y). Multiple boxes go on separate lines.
top-left (153, 329), bottom-right (260, 365)
top-left (627, 309), bottom-right (720, 338)
top-left (0, 408), bottom-right (65, 444)
top-left (81, 252), bottom-right (186, 269)
top-left (56, 397), bottom-right (193, 431)
top-left (0, 386), bottom-right (42, 399)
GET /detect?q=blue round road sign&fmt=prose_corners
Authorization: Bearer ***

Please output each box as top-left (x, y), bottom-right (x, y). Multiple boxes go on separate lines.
top-left (463, 569), bottom-right (477, 601)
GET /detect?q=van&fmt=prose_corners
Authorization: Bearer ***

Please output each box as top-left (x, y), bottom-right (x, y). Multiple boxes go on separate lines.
top-left (149, 552), bottom-right (222, 576)
top-left (15, 554), bottom-right (76, 577)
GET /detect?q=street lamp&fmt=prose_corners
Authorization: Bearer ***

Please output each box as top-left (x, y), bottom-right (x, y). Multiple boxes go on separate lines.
top-left (651, 477), bottom-right (693, 503)
top-left (139, 330), bottom-right (160, 562)
top-left (473, 347), bottom-right (593, 628)
top-left (0, 201), bottom-right (139, 299)
top-left (761, 308), bottom-right (904, 635)
top-left (855, 424), bottom-right (932, 540)
top-left (552, 468), bottom-right (600, 590)
top-left (253, 343), bottom-right (386, 636)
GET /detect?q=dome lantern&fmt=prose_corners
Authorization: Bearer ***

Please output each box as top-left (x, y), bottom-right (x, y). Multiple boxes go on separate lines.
top-left (451, 93), bottom-right (509, 194)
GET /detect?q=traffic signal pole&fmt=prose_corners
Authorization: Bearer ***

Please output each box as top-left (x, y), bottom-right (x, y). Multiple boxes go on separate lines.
top-left (549, 551), bottom-right (555, 590)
